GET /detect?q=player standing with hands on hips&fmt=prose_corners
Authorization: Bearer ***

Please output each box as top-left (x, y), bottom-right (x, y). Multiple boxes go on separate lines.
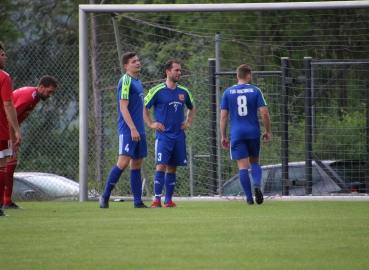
top-left (100, 52), bottom-right (148, 209)
top-left (220, 64), bottom-right (271, 205)
top-left (144, 60), bottom-right (196, 208)
top-left (0, 41), bottom-right (22, 216)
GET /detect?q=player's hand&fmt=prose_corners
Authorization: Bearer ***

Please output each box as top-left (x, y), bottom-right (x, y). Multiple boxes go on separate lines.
top-left (13, 131), bottom-right (22, 146)
top-left (262, 132), bottom-right (270, 142)
top-left (181, 121), bottom-right (190, 130)
top-left (221, 138), bottom-right (230, 150)
top-left (151, 122), bottom-right (165, 132)
top-left (131, 128), bottom-right (140, 142)
top-left (12, 145), bottom-right (19, 159)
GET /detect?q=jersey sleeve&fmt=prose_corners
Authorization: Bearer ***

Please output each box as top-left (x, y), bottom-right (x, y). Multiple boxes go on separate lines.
top-left (220, 91), bottom-right (229, 110)
top-left (14, 91), bottom-right (33, 116)
top-left (120, 74), bottom-right (132, 100)
top-left (185, 90), bottom-right (195, 109)
top-left (144, 83), bottom-right (165, 109)
top-left (256, 88), bottom-right (267, 107)
top-left (1, 74), bottom-right (13, 101)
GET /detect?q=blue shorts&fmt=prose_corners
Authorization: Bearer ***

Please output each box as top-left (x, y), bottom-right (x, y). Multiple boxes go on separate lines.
top-left (119, 134), bottom-right (147, 159)
top-left (155, 139), bottom-right (188, 166)
top-left (230, 139), bottom-right (260, 160)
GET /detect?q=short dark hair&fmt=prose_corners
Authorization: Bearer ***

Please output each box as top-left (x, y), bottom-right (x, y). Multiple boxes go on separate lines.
top-left (38, 75), bottom-right (58, 88)
top-left (122, 52), bottom-right (137, 66)
top-left (237, 64), bottom-right (252, 80)
top-left (0, 41), bottom-right (5, 51)
top-left (164, 60), bottom-right (181, 72)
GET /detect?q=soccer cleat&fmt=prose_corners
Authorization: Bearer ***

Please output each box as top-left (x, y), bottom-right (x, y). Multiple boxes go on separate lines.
top-left (150, 199), bottom-right (162, 208)
top-left (254, 185), bottom-right (264, 205)
top-left (0, 209), bottom-right (5, 216)
top-left (99, 196), bottom-right (109, 209)
top-left (163, 200), bottom-right (177, 208)
top-left (2, 202), bottom-right (23, 209)
top-left (133, 202), bottom-right (149, 208)
top-left (247, 200), bottom-right (254, 205)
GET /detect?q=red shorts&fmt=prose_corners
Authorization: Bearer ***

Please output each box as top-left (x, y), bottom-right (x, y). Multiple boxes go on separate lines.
top-left (0, 140), bottom-right (13, 158)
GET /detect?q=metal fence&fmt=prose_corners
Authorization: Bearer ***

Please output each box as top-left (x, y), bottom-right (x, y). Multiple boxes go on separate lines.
top-left (5, 6), bottom-right (369, 200)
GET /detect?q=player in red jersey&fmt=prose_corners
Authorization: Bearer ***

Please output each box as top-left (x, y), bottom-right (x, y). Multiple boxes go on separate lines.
top-left (0, 41), bottom-right (22, 216)
top-left (1, 75), bottom-right (58, 209)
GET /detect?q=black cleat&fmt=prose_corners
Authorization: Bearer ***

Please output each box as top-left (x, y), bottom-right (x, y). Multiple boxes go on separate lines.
top-left (0, 209), bottom-right (5, 216)
top-left (99, 196), bottom-right (109, 208)
top-left (2, 202), bottom-right (23, 209)
top-left (247, 200), bottom-right (254, 205)
top-left (254, 185), bottom-right (264, 205)
top-left (134, 202), bottom-right (149, 208)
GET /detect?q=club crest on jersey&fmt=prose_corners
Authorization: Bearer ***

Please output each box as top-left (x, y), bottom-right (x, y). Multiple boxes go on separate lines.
top-left (178, 94), bottom-right (185, 101)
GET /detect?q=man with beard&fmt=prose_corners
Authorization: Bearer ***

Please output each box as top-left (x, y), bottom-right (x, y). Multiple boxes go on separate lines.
top-left (144, 60), bottom-right (196, 208)
top-left (2, 75), bottom-right (58, 209)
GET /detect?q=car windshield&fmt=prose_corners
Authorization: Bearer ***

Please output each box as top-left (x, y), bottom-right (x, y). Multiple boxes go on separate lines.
top-left (329, 161), bottom-right (366, 184)
top-left (16, 174), bottom-right (79, 197)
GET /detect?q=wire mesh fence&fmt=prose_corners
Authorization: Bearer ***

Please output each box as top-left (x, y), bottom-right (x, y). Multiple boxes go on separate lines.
top-left (4, 7), bottom-right (369, 201)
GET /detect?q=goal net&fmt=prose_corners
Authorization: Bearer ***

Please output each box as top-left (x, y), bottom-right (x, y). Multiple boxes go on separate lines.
top-left (81, 3), bottom-right (369, 200)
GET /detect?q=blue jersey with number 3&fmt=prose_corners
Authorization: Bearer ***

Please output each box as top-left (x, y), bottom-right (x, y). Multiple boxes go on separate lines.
top-left (144, 83), bottom-right (194, 141)
top-left (220, 83), bottom-right (267, 142)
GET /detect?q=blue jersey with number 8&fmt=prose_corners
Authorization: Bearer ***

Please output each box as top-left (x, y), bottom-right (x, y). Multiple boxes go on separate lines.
top-left (220, 83), bottom-right (267, 142)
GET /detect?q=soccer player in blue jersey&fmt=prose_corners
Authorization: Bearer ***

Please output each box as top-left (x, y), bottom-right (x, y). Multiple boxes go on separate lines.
top-left (144, 60), bottom-right (196, 208)
top-left (220, 64), bottom-right (271, 205)
top-left (99, 52), bottom-right (148, 209)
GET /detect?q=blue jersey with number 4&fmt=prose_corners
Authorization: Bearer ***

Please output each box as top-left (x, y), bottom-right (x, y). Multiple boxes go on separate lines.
top-left (117, 74), bottom-right (145, 135)
top-left (221, 83), bottom-right (267, 142)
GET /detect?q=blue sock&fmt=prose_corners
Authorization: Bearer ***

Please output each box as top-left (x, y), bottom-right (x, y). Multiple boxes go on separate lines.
top-left (102, 165), bottom-right (123, 198)
top-left (239, 169), bottom-right (253, 202)
top-left (130, 169), bottom-right (142, 205)
top-left (250, 163), bottom-right (262, 186)
top-left (154, 171), bottom-right (165, 201)
top-left (164, 173), bottom-right (176, 204)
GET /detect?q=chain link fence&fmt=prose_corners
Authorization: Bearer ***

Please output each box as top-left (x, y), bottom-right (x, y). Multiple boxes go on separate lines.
top-left (5, 8), bottom-right (369, 200)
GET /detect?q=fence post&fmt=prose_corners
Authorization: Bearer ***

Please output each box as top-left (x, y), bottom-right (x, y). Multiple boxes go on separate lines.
top-left (281, 57), bottom-right (290, 196)
top-left (304, 57), bottom-right (313, 195)
top-left (208, 58), bottom-right (218, 194)
top-left (365, 63), bottom-right (369, 194)
top-left (189, 146), bottom-right (195, 197)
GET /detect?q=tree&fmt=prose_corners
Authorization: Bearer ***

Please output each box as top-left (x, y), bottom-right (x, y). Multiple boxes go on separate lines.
top-left (5, 0), bottom-right (87, 46)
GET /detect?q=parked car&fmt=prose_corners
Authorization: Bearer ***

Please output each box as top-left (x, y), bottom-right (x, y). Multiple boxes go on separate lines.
top-left (13, 172), bottom-right (79, 201)
top-left (223, 160), bottom-right (367, 196)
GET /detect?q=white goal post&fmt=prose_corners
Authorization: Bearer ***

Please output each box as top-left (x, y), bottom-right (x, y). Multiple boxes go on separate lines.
top-left (78, 1), bottom-right (369, 201)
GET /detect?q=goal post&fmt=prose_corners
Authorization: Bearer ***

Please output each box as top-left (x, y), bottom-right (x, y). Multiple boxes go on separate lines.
top-left (79, 2), bottom-right (369, 201)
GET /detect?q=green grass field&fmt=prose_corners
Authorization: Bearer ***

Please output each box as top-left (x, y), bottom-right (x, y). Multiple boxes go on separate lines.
top-left (1, 200), bottom-right (368, 270)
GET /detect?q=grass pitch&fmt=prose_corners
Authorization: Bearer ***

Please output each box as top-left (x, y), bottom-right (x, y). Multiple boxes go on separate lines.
top-left (1, 200), bottom-right (368, 270)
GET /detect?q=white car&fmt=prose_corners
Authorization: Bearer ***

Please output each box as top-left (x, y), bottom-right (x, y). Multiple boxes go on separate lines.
top-left (13, 172), bottom-right (79, 201)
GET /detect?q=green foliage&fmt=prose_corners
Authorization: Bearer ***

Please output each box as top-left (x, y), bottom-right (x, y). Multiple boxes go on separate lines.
top-left (3, 0), bottom-right (87, 46)
top-left (0, 0), bottom-right (20, 44)
top-left (314, 104), bottom-right (366, 160)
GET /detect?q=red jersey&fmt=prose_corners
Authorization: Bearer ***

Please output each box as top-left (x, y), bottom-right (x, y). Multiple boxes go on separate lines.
top-left (0, 70), bottom-right (14, 140)
top-left (13, 87), bottom-right (40, 124)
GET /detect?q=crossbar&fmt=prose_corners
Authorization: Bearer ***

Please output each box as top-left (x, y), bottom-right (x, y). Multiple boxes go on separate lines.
top-left (80, 2), bottom-right (369, 13)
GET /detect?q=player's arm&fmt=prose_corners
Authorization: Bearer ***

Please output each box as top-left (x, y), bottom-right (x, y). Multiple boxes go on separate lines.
top-left (259, 106), bottom-right (271, 142)
top-left (120, 99), bottom-right (140, 142)
top-left (220, 109), bottom-right (230, 150)
top-left (143, 106), bottom-right (165, 132)
top-left (182, 106), bottom-right (196, 130)
top-left (3, 100), bottom-right (22, 146)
